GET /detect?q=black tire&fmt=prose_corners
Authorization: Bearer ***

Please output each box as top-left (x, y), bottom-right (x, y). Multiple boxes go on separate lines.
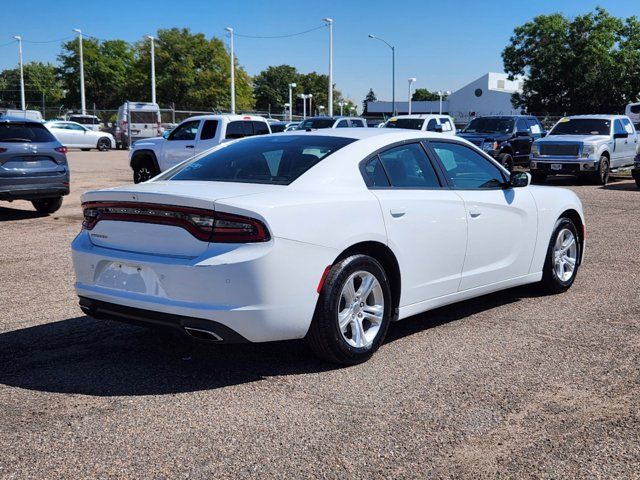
top-left (32, 197), bottom-right (63, 214)
top-left (531, 171), bottom-right (547, 184)
top-left (132, 156), bottom-right (159, 183)
top-left (97, 137), bottom-right (111, 151)
top-left (81, 148), bottom-right (90, 152)
top-left (539, 217), bottom-right (580, 294)
top-left (635, 177), bottom-right (640, 189)
top-left (307, 254), bottom-right (393, 365)
top-left (592, 156), bottom-right (609, 185)
top-left (498, 153), bottom-right (514, 172)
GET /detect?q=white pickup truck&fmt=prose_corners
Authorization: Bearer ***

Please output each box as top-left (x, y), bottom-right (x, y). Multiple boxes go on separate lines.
top-left (129, 114), bottom-right (271, 183)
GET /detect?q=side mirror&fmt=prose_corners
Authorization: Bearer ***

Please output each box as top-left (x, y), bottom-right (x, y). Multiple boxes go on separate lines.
top-left (613, 132), bottom-right (628, 139)
top-left (509, 171), bottom-right (531, 188)
top-left (515, 130), bottom-right (529, 137)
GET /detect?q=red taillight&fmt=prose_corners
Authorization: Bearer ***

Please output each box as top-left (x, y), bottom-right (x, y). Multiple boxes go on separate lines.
top-left (81, 202), bottom-right (270, 243)
top-left (55, 146), bottom-right (68, 154)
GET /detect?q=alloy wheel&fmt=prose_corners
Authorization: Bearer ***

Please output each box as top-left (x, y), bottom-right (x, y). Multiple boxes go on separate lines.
top-left (337, 271), bottom-right (385, 349)
top-left (553, 228), bottom-right (578, 282)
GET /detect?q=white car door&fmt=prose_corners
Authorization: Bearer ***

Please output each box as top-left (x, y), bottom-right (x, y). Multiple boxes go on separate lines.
top-left (367, 142), bottom-right (468, 306)
top-left (63, 122), bottom-right (87, 147)
top-left (160, 119), bottom-right (202, 170)
top-left (428, 140), bottom-right (537, 290)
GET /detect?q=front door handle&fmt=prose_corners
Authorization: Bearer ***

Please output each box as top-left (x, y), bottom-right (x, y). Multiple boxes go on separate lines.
top-left (390, 209), bottom-right (405, 218)
top-left (186, 145), bottom-right (195, 149)
top-left (469, 208), bottom-right (481, 218)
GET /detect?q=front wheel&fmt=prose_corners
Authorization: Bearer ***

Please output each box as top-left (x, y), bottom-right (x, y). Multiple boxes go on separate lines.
top-left (539, 217), bottom-right (580, 294)
top-left (133, 160), bottom-right (159, 183)
top-left (32, 197), bottom-right (63, 214)
top-left (592, 157), bottom-right (609, 185)
top-left (498, 153), bottom-right (513, 172)
top-left (307, 255), bottom-right (392, 365)
top-left (97, 137), bottom-right (111, 151)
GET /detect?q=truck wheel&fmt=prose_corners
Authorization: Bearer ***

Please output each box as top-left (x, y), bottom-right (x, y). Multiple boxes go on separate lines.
top-left (498, 153), bottom-right (513, 172)
top-left (592, 157), bottom-right (609, 185)
top-left (32, 197), bottom-right (63, 214)
top-left (531, 171), bottom-right (547, 184)
top-left (133, 156), bottom-right (159, 183)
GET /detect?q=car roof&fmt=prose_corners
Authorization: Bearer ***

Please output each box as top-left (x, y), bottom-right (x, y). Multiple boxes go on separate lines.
top-left (565, 114), bottom-right (626, 119)
top-left (389, 114), bottom-right (452, 119)
top-left (273, 127), bottom-right (455, 142)
top-left (0, 115), bottom-right (44, 124)
top-left (184, 114), bottom-right (269, 122)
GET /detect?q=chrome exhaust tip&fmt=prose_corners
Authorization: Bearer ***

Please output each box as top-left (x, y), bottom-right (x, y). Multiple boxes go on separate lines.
top-left (184, 326), bottom-right (223, 342)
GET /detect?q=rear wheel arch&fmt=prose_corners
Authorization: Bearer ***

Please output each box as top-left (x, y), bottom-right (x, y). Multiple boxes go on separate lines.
top-left (332, 241), bottom-right (401, 318)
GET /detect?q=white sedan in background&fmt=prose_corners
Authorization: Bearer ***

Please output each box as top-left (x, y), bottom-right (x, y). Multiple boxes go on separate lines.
top-left (45, 121), bottom-right (115, 151)
top-left (71, 129), bottom-right (585, 364)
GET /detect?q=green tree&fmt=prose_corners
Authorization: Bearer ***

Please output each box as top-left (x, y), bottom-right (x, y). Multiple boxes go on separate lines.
top-left (502, 7), bottom-right (640, 114)
top-left (58, 38), bottom-right (135, 109)
top-left (362, 88), bottom-right (377, 114)
top-left (253, 64), bottom-right (299, 112)
top-left (412, 88), bottom-right (440, 101)
top-left (0, 62), bottom-right (64, 108)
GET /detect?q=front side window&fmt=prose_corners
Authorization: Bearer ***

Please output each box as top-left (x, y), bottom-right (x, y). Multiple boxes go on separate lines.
top-left (426, 119), bottom-right (438, 132)
top-left (376, 143), bottom-right (440, 188)
top-left (351, 120), bottom-right (365, 127)
top-left (516, 118), bottom-right (529, 132)
top-left (168, 120), bottom-right (200, 141)
top-left (336, 120), bottom-right (349, 128)
top-left (549, 118), bottom-right (611, 136)
top-left (430, 141), bottom-right (506, 189)
top-left (166, 135), bottom-right (355, 185)
top-left (614, 119), bottom-right (626, 136)
top-left (69, 123), bottom-right (86, 131)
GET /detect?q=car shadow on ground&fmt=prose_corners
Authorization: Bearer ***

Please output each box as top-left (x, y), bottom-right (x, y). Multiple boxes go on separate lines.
top-left (0, 205), bottom-right (47, 222)
top-left (0, 285), bottom-right (544, 397)
top-left (602, 180), bottom-right (638, 192)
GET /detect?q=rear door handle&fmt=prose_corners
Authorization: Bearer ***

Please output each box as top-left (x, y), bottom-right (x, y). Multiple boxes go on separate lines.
top-left (186, 145), bottom-right (195, 149)
top-left (390, 209), bottom-right (405, 218)
top-left (469, 208), bottom-right (481, 218)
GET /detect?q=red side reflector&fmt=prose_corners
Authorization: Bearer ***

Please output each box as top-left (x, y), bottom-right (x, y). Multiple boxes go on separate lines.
top-left (317, 265), bottom-right (332, 293)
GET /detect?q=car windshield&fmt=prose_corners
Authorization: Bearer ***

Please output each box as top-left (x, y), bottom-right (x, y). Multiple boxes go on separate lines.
top-left (166, 135), bottom-right (356, 185)
top-left (298, 118), bottom-right (335, 130)
top-left (0, 122), bottom-right (56, 143)
top-left (384, 118), bottom-right (424, 130)
top-left (462, 117), bottom-right (514, 134)
top-left (549, 119), bottom-right (611, 136)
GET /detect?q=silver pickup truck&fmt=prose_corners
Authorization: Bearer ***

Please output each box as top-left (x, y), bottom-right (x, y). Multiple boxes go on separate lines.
top-left (529, 115), bottom-right (638, 185)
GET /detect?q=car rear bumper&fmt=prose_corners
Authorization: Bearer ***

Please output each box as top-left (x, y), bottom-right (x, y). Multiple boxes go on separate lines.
top-left (0, 181), bottom-right (69, 200)
top-left (71, 231), bottom-right (338, 343)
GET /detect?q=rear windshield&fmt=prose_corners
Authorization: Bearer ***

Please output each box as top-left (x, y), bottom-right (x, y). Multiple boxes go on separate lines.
top-left (298, 118), bottom-right (335, 130)
top-left (0, 122), bottom-right (56, 143)
top-left (629, 104), bottom-right (640, 114)
top-left (167, 135), bottom-right (355, 185)
top-left (384, 118), bottom-right (424, 130)
top-left (549, 119), bottom-right (611, 136)
top-left (462, 117), bottom-right (514, 134)
top-left (131, 112), bottom-right (158, 124)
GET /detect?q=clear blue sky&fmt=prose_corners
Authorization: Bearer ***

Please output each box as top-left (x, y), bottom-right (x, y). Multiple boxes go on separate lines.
top-left (1, 0), bottom-right (637, 109)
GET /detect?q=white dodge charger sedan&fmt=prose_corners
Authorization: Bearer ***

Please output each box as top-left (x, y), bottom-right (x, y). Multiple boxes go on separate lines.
top-left (72, 129), bottom-right (585, 364)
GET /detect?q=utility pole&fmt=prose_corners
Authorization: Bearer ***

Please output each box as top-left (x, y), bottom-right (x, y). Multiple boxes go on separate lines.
top-left (323, 18), bottom-right (333, 116)
top-left (73, 29), bottom-right (86, 115)
top-left (147, 35), bottom-right (156, 104)
top-left (408, 78), bottom-right (416, 115)
top-left (13, 36), bottom-right (25, 111)
top-left (225, 27), bottom-right (235, 114)
top-left (288, 82), bottom-right (296, 121)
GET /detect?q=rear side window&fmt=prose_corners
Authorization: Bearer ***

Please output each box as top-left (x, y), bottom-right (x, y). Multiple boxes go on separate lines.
top-left (621, 118), bottom-right (635, 134)
top-left (439, 118), bottom-right (453, 131)
top-left (364, 156), bottom-right (390, 187)
top-left (252, 121), bottom-right (270, 135)
top-left (526, 118), bottom-right (542, 135)
top-left (377, 143), bottom-right (440, 188)
top-left (0, 122), bottom-right (56, 143)
top-left (168, 135), bottom-right (355, 185)
top-left (225, 121), bottom-right (253, 139)
top-left (351, 120), bottom-right (365, 127)
top-left (200, 120), bottom-right (219, 140)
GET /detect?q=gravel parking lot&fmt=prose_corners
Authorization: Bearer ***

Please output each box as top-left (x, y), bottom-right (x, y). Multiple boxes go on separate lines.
top-left (0, 150), bottom-right (638, 479)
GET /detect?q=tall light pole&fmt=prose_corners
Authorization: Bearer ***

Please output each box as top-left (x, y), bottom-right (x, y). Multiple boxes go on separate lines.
top-left (368, 34), bottom-right (395, 116)
top-left (437, 90), bottom-right (451, 114)
top-left (408, 77), bottom-right (416, 115)
top-left (323, 18), bottom-right (333, 116)
top-left (288, 82), bottom-right (296, 121)
top-left (308, 94), bottom-right (313, 117)
top-left (299, 94), bottom-right (308, 119)
top-left (146, 35), bottom-right (156, 104)
top-left (338, 100), bottom-right (345, 116)
top-left (13, 36), bottom-right (25, 111)
top-left (225, 27), bottom-right (235, 114)
top-left (73, 29), bottom-right (86, 115)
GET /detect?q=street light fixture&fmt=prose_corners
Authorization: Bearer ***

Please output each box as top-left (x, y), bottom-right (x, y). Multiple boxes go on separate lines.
top-left (73, 29), bottom-right (86, 115)
top-left (369, 34), bottom-right (395, 116)
top-left (13, 36), bottom-right (25, 111)
top-left (408, 77), bottom-right (417, 115)
top-left (288, 82), bottom-right (296, 121)
top-left (350, 106), bottom-right (356, 117)
top-left (437, 90), bottom-right (451, 114)
top-left (323, 18), bottom-right (333, 116)
top-left (338, 100), bottom-right (345, 116)
top-left (146, 35), bottom-right (156, 104)
top-left (225, 27), bottom-right (235, 114)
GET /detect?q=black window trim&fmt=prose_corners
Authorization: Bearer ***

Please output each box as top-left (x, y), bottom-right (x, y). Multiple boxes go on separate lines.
top-left (422, 138), bottom-right (510, 191)
top-left (359, 139), bottom-right (447, 190)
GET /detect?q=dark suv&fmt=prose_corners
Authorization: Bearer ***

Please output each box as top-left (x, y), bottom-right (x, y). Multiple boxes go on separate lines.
top-left (457, 115), bottom-right (545, 171)
top-left (0, 116), bottom-right (70, 213)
